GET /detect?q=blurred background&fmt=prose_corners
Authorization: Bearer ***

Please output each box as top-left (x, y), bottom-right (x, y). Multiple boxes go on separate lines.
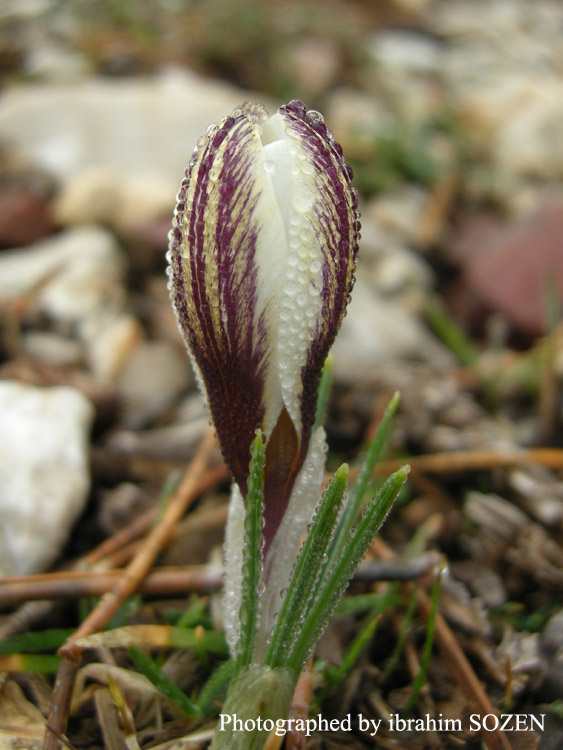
top-left (0, 1), bottom-right (563, 744)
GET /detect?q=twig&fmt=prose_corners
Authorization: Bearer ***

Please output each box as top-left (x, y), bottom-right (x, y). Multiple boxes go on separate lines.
top-left (0, 565), bottom-right (223, 605)
top-left (285, 662), bottom-right (314, 750)
top-left (82, 463), bottom-right (228, 568)
top-left (0, 600), bottom-right (55, 640)
top-left (43, 657), bottom-right (80, 750)
top-left (352, 553), bottom-right (440, 583)
top-left (42, 431), bottom-right (218, 750)
top-left (366, 447), bottom-right (563, 477)
top-left (416, 171), bottom-right (459, 250)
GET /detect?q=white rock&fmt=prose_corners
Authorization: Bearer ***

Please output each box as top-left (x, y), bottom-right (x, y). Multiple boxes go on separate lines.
top-left (358, 211), bottom-right (434, 302)
top-left (0, 67), bottom-right (262, 185)
top-left (325, 87), bottom-right (392, 157)
top-left (24, 40), bottom-right (92, 81)
top-left (364, 187), bottom-right (428, 244)
top-left (0, 226), bottom-right (126, 324)
top-left (0, 381), bottom-right (93, 575)
top-left (370, 30), bottom-right (443, 76)
top-left (331, 274), bottom-right (453, 383)
top-left (53, 166), bottom-right (175, 235)
top-left (456, 75), bottom-right (563, 179)
top-left (286, 37), bottom-right (340, 97)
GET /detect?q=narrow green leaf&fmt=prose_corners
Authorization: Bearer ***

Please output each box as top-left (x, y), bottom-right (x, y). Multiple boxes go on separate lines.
top-left (335, 590), bottom-right (400, 615)
top-left (197, 658), bottom-right (235, 718)
top-left (380, 587), bottom-right (417, 683)
top-left (402, 565), bottom-right (442, 715)
top-left (424, 295), bottom-right (479, 366)
top-left (235, 431), bottom-right (265, 674)
top-left (266, 464), bottom-right (348, 668)
top-left (0, 629), bottom-right (73, 654)
top-left (0, 654), bottom-right (61, 673)
top-left (175, 597), bottom-right (209, 629)
top-left (128, 645), bottom-right (202, 719)
top-left (325, 392), bottom-right (400, 578)
top-left (287, 466), bottom-right (409, 673)
top-left (327, 610), bottom-right (379, 687)
top-left (313, 356), bottom-right (333, 431)
top-left (169, 627), bottom-right (228, 654)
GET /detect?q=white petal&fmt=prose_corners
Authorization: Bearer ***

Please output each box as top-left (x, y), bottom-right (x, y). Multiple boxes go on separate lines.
top-left (252, 115), bottom-right (325, 438)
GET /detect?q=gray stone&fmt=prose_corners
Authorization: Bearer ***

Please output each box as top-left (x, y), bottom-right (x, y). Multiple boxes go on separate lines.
top-left (115, 339), bottom-right (194, 428)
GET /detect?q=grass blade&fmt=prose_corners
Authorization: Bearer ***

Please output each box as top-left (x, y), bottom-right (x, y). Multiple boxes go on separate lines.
top-left (197, 658), bottom-right (235, 718)
top-left (402, 565), bottom-right (442, 715)
top-left (0, 629), bottom-right (72, 653)
top-left (234, 431), bottom-right (265, 674)
top-left (128, 644), bottom-right (202, 719)
top-left (266, 464), bottom-right (348, 668)
top-left (0, 653), bottom-right (60, 673)
top-left (324, 393), bottom-right (400, 579)
top-left (287, 465), bottom-right (409, 673)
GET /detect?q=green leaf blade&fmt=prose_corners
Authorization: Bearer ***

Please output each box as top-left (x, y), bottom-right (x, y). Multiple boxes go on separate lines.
top-left (287, 465), bottom-right (409, 673)
top-left (265, 464), bottom-right (349, 669)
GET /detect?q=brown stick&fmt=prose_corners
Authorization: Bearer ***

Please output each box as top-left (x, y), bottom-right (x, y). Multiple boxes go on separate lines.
top-left (286, 662), bottom-right (314, 750)
top-left (366, 447), bottom-right (563, 477)
top-left (82, 463), bottom-right (228, 568)
top-left (42, 657), bottom-right (80, 750)
top-left (0, 565), bottom-right (223, 605)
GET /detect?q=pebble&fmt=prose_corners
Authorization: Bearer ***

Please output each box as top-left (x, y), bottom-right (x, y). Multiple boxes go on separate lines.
top-left (20, 330), bottom-right (84, 367)
top-left (0, 177), bottom-right (54, 246)
top-left (364, 187), bottom-right (429, 245)
top-left (115, 339), bottom-right (194, 428)
top-left (83, 314), bottom-right (142, 382)
top-left (359, 214), bottom-right (434, 302)
top-left (286, 36), bottom-right (341, 97)
top-left (331, 273), bottom-right (453, 383)
top-left (53, 166), bottom-right (175, 237)
top-left (0, 381), bottom-right (93, 576)
top-left (0, 226), bottom-right (126, 324)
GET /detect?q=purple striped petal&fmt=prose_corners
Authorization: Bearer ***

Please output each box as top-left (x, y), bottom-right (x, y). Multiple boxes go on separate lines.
top-left (168, 100), bottom-right (359, 542)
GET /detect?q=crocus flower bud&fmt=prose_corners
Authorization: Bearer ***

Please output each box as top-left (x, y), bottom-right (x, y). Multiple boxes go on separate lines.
top-left (168, 100), bottom-right (359, 543)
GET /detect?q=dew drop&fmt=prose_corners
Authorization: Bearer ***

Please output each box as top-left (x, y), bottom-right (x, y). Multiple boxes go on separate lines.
top-left (310, 259), bottom-right (322, 274)
top-left (263, 160), bottom-right (275, 173)
top-left (284, 281), bottom-right (298, 296)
